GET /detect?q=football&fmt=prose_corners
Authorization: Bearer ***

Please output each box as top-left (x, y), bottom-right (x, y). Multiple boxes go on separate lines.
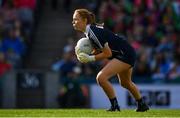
top-left (75, 37), bottom-right (93, 54)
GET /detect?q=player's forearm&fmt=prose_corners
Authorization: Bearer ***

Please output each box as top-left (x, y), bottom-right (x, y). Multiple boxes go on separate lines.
top-left (91, 48), bottom-right (101, 55)
top-left (94, 42), bottom-right (112, 60)
top-left (94, 53), bottom-right (108, 60)
top-left (94, 48), bottom-right (112, 61)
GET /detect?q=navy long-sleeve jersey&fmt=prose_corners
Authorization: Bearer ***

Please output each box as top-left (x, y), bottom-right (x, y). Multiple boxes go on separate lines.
top-left (84, 24), bottom-right (136, 66)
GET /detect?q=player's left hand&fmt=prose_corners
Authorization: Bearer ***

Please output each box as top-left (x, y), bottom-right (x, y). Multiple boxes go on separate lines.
top-left (77, 53), bottom-right (95, 63)
top-left (91, 48), bottom-right (102, 55)
top-left (75, 46), bottom-right (81, 55)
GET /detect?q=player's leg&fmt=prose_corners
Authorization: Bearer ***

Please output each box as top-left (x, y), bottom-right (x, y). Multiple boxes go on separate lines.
top-left (96, 59), bottom-right (130, 111)
top-left (117, 68), bottom-right (149, 112)
top-left (117, 68), bottom-right (141, 100)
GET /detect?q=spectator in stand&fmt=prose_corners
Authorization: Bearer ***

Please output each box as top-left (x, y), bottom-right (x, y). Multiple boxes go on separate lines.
top-left (0, 0), bottom-right (18, 26)
top-left (57, 66), bottom-right (87, 108)
top-left (1, 26), bottom-right (26, 68)
top-left (166, 39), bottom-right (180, 81)
top-left (51, 48), bottom-right (77, 78)
top-left (14, 0), bottom-right (36, 40)
top-left (168, 61), bottom-right (180, 80)
top-left (150, 51), bottom-right (173, 80)
top-left (143, 24), bottom-right (159, 47)
top-left (156, 35), bottom-right (174, 53)
top-left (0, 52), bottom-right (12, 77)
top-left (174, 38), bottom-right (180, 63)
top-left (134, 52), bottom-right (151, 78)
top-left (172, 0), bottom-right (180, 16)
top-left (151, 65), bottom-right (166, 84)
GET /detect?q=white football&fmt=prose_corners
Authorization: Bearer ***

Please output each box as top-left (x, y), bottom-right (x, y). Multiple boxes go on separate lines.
top-left (76, 37), bottom-right (93, 54)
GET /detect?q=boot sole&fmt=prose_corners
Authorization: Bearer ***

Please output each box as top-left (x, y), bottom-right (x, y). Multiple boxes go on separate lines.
top-left (136, 108), bottom-right (149, 112)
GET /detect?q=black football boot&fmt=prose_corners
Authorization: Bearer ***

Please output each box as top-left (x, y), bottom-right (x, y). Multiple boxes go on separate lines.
top-left (136, 101), bottom-right (149, 112)
top-left (107, 105), bottom-right (120, 112)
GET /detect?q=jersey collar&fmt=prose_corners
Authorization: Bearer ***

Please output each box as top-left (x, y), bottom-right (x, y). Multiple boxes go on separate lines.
top-left (84, 24), bottom-right (90, 37)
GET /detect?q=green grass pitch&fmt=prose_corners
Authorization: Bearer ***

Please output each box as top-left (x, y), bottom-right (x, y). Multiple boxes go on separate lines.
top-left (0, 109), bottom-right (180, 117)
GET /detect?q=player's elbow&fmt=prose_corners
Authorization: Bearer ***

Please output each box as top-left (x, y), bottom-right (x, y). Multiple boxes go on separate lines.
top-left (107, 51), bottom-right (112, 58)
top-left (102, 43), bottom-right (112, 58)
top-left (103, 49), bottom-right (112, 58)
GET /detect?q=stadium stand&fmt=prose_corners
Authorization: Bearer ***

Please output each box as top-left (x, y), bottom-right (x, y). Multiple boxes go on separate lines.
top-left (0, 0), bottom-right (180, 109)
top-left (45, 0), bottom-right (180, 84)
top-left (0, 0), bottom-right (179, 83)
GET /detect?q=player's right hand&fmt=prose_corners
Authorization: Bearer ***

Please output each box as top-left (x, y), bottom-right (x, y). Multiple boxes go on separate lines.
top-left (77, 53), bottom-right (95, 63)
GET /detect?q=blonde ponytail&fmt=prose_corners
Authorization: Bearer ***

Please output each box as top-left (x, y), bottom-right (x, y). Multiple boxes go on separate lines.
top-left (75, 9), bottom-right (103, 27)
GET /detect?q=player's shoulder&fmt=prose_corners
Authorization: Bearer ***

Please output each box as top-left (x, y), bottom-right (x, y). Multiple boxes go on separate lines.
top-left (116, 34), bottom-right (127, 40)
top-left (89, 24), bottom-right (104, 30)
top-left (88, 25), bottom-right (105, 37)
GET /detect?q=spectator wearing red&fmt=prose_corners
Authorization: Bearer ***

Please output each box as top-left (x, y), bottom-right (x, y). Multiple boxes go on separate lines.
top-left (0, 52), bottom-right (11, 77)
top-left (14, 0), bottom-right (36, 10)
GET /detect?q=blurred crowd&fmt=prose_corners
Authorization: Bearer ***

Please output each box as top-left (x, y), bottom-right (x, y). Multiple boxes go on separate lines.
top-left (0, 0), bottom-right (179, 91)
top-left (0, 0), bottom-right (42, 77)
top-left (0, 0), bottom-right (179, 108)
top-left (52, 0), bottom-right (180, 85)
top-left (97, 0), bottom-right (180, 83)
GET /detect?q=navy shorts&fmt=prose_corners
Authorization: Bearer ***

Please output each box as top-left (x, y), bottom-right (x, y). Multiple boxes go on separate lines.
top-left (109, 46), bottom-right (136, 67)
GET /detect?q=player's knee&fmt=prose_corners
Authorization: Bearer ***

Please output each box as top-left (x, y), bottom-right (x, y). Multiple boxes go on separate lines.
top-left (96, 72), bottom-right (107, 85)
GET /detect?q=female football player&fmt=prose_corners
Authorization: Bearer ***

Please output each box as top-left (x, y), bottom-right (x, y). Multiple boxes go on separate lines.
top-left (72, 9), bottom-right (149, 112)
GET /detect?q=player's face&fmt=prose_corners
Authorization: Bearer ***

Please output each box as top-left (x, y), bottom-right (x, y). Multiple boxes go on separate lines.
top-left (72, 12), bottom-right (87, 32)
